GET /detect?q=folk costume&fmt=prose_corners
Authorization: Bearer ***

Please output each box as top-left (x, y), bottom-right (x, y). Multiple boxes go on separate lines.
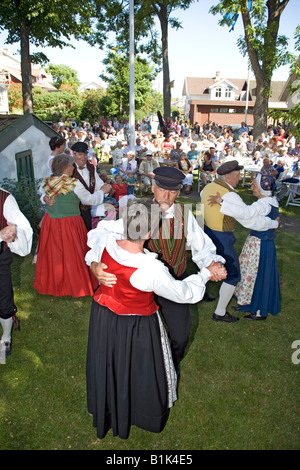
top-left (220, 175), bottom-right (280, 319)
top-left (0, 189), bottom-right (32, 358)
top-left (72, 141), bottom-right (105, 230)
top-left (72, 160), bottom-right (96, 230)
top-left (34, 175), bottom-right (104, 298)
top-left (39, 143), bottom-right (106, 230)
top-left (201, 160), bottom-right (279, 323)
top-left (86, 166), bottom-right (224, 371)
top-left (86, 233), bottom-right (212, 439)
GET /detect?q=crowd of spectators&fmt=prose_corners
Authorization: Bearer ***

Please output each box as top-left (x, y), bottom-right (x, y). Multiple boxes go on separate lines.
top-left (46, 116), bottom-right (300, 199)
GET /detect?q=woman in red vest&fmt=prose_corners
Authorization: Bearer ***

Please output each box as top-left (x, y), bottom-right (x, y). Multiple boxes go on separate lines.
top-left (86, 198), bottom-right (226, 439)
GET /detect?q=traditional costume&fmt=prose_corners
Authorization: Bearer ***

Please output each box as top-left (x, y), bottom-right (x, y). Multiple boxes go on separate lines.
top-left (86, 166), bottom-right (224, 370)
top-left (34, 175), bottom-right (104, 297)
top-left (0, 189), bottom-right (32, 358)
top-left (72, 141), bottom-right (105, 230)
top-left (86, 234), bottom-right (212, 439)
top-left (201, 160), bottom-right (279, 322)
top-left (220, 175), bottom-right (280, 319)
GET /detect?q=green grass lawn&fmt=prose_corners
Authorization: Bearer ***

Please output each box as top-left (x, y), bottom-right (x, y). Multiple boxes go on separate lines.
top-left (1, 186), bottom-right (300, 450)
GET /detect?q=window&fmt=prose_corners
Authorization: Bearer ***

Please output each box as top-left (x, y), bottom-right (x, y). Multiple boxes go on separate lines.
top-left (210, 108), bottom-right (219, 113)
top-left (15, 150), bottom-right (34, 181)
top-left (219, 108), bottom-right (229, 113)
top-left (215, 87), bottom-right (222, 98)
top-left (225, 87), bottom-right (232, 98)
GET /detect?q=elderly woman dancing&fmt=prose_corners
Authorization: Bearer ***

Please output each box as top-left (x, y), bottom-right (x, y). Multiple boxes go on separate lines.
top-left (34, 154), bottom-right (108, 298)
top-left (85, 198), bottom-right (227, 439)
top-left (211, 174), bottom-right (280, 320)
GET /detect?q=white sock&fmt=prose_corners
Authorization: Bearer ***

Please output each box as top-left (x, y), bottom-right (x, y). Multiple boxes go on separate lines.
top-left (215, 282), bottom-right (236, 316)
top-left (0, 317), bottom-right (13, 343)
top-left (256, 310), bottom-right (261, 317)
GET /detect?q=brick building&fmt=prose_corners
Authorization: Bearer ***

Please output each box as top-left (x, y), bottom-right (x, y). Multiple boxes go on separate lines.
top-left (0, 48), bottom-right (57, 92)
top-left (183, 72), bottom-right (287, 127)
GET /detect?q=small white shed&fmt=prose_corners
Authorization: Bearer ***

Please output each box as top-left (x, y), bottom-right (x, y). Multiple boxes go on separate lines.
top-left (0, 113), bottom-right (58, 183)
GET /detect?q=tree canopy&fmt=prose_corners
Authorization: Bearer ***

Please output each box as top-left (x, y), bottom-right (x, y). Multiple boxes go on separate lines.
top-left (273, 25), bottom-right (300, 137)
top-left (45, 64), bottom-right (81, 91)
top-left (0, 0), bottom-right (99, 113)
top-left (101, 52), bottom-right (157, 116)
top-left (91, 0), bottom-right (198, 119)
top-left (210, 0), bottom-right (298, 137)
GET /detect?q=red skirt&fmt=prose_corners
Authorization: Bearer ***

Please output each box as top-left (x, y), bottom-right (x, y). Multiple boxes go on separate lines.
top-left (34, 214), bottom-right (97, 297)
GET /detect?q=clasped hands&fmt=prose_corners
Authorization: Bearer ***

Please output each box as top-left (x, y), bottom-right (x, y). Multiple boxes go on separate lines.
top-left (206, 261), bottom-right (227, 282)
top-left (91, 259), bottom-right (227, 287)
top-left (0, 222), bottom-right (17, 243)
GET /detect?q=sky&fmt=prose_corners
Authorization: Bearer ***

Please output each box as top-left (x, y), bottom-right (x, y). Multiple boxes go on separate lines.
top-left (0, 0), bottom-right (299, 99)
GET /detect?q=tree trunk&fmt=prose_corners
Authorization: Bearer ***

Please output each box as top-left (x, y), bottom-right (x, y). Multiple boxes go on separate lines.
top-left (20, 19), bottom-right (34, 114)
top-left (158, 7), bottom-right (171, 120)
top-left (253, 79), bottom-right (270, 139)
top-left (240, 0), bottom-right (289, 138)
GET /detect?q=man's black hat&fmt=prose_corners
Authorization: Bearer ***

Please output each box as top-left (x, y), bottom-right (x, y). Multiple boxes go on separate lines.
top-left (217, 160), bottom-right (244, 175)
top-left (153, 166), bottom-right (185, 190)
top-left (72, 142), bottom-right (88, 153)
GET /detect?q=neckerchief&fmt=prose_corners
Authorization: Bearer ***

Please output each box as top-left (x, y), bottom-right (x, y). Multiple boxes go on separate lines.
top-left (43, 175), bottom-right (77, 198)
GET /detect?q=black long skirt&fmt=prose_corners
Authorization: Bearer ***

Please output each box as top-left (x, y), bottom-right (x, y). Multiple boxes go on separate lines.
top-left (86, 300), bottom-right (177, 439)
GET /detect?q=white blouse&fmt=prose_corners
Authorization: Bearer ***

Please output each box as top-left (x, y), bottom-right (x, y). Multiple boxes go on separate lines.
top-left (0, 190), bottom-right (33, 257)
top-left (220, 193), bottom-right (279, 231)
top-left (98, 236), bottom-right (211, 305)
top-left (85, 204), bottom-right (225, 270)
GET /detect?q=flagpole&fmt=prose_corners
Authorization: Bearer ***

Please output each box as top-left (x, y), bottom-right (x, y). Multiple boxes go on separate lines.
top-left (245, 61), bottom-right (250, 124)
top-left (244, 1), bottom-right (253, 125)
top-left (129, 0), bottom-right (135, 151)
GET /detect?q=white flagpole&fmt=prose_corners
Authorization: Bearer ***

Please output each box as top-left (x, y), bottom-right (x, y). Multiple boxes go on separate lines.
top-left (245, 61), bottom-right (250, 124)
top-left (129, 0), bottom-right (135, 151)
top-left (245, 2), bottom-right (253, 125)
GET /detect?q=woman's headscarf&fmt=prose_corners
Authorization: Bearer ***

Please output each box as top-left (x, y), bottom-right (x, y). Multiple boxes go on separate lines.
top-left (256, 173), bottom-right (275, 197)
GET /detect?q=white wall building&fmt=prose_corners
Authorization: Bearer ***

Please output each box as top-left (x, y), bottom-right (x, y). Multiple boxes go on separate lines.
top-left (0, 113), bottom-right (59, 183)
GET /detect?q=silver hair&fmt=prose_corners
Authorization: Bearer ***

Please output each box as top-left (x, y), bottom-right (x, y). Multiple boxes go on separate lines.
top-left (123, 198), bottom-right (153, 242)
top-left (51, 153), bottom-right (74, 176)
top-left (216, 174), bottom-right (226, 181)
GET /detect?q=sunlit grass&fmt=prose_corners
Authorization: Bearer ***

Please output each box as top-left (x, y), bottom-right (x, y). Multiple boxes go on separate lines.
top-left (1, 185), bottom-right (300, 450)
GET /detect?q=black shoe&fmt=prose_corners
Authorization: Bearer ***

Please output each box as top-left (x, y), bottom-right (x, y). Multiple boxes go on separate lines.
top-left (203, 292), bottom-right (216, 302)
top-left (244, 314), bottom-right (266, 321)
top-left (212, 312), bottom-right (239, 323)
top-left (231, 304), bottom-right (242, 311)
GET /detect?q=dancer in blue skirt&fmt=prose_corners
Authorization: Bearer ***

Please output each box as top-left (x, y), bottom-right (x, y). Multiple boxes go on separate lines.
top-left (209, 174), bottom-right (280, 320)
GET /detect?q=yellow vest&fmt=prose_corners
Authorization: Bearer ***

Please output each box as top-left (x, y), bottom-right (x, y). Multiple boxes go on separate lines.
top-left (201, 180), bottom-right (236, 232)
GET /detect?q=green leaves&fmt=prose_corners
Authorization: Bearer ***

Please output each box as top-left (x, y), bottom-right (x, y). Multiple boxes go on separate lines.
top-left (103, 52), bottom-right (157, 115)
top-left (0, 0), bottom-right (98, 48)
top-left (210, 0), bottom-right (296, 136)
top-left (45, 64), bottom-right (81, 91)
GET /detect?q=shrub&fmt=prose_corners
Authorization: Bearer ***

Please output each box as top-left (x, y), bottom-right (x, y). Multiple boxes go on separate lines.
top-left (2, 177), bottom-right (44, 237)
